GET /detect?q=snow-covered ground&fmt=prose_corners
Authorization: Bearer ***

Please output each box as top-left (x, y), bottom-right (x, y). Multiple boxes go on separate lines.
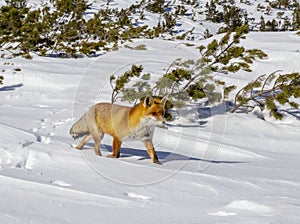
top-left (0, 30), bottom-right (300, 223)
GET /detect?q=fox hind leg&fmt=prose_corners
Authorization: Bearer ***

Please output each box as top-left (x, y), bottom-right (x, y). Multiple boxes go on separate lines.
top-left (108, 137), bottom-right (122, 158)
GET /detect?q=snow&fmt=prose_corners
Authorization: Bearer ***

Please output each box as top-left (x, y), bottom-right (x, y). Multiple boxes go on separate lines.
top-left (1, 31), bottom-right (299, 224)
top-left (225, 200), bottom-right (273, 213)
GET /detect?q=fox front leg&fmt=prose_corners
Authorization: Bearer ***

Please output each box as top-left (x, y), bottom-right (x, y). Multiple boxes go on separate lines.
top-left (76, 135), bottom-right (92, 150)
top-left (92, 135), bottom-right (101, 156)
top-left (143, 140), bottom-right (161, 164)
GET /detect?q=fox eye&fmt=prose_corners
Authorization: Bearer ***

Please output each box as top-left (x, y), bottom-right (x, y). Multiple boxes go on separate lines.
top-left (152, 112), bottom-right (159, 116)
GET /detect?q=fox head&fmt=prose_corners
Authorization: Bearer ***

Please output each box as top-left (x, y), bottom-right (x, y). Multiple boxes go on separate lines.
top-left (142, 95), bottom-right (166, 123)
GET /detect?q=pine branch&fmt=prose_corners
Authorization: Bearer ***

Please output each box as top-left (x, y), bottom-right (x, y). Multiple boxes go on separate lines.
top-left (261, 70), bottom-right (281, 91)
top-left (230, 72), bottom-right (300, 118)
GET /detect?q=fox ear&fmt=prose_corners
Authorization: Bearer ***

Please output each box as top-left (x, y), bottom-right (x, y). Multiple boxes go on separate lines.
top-left (143, 95), bottom-right (153, 107)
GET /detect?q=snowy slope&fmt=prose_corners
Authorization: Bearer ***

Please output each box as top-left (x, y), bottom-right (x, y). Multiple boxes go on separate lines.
top-left (1, 30), bottom-right (300, 224)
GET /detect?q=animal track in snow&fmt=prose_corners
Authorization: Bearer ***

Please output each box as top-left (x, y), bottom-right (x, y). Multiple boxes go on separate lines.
top-left (35, 104), bottom-right (52, 108)
top-left (53, 118), bottom-right (72, 127)
top-left (39, 118), bottom-right (50, 127)
top-left (125, 192), bottom-right (151, 200)
top-left (25, 150), bottom-right (52, 170)
top-left (0, 146), bottom-right (51, 171)
top-left (36, 134), bottom-right (51, 144)
top-left (207, 200), bottom-right (272, 217)
top-left (24, 151), bottom-right (37, 170)
top-left (226, 200), bottom-right (273, 213)
top-left (207, 211), bottom-right (237, 217)
top-left (50, 180), bottom-right (72, 187)
top-left (0, 147), bottom-right (13, 170)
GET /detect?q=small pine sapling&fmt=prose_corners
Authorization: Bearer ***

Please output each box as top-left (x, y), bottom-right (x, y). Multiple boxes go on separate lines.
top-left (230, 71), bottom-right (300, 120)
top-left (109, 26), bottom-right (268, 120)
top-left (110, 65), bottom-right (147, 103)
top-left (159, 25), bottom-right (267, 106)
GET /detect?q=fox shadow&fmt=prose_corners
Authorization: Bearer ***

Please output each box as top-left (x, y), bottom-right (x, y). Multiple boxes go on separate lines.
top-left (0, 83), bottom-right (23, 91)
top-left (84, 143), bottom-right (245, 165)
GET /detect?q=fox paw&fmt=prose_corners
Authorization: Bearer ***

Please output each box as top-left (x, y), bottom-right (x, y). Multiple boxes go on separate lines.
top-left (107, 154), bottom-right (117, 158)
top-left (154, 160), bottom-right (162, 165)
top-left (94, 151), bottom-right (102, 156)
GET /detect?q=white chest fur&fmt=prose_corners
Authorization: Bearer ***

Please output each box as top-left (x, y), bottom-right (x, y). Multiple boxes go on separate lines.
top-left (123, 117), bottom-right (156, 141)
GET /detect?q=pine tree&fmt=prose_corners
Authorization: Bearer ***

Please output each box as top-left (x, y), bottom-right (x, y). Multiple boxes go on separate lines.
top-left (205, 0), bottom-right (223, 23)
top-left (110, 26), bottom-right (267, 113)
top-left (110, 65), bottom-right (145, 103)
top-left (223, 4), bottom-right (246, 32)
top-left (260, 16), bottom-right (266, 31)
top-left (0, 4), bottom-right (48, 58)
top-left (265, 6), bottom-right (271, 15)
top-left (282, 16), bottom-right (291, 31)
top-left (146, 0), bottom-right (166, 14)
top-left (0, 0), bottom-right (168, 58)
top-left (271, 19), bottom-right (279, 31)
top-left (205, 0), bottom-right (217, 21)
top-left (5, 0), bottom-right (27, 9)
top-left (265, 19), bottom-right (279, 31)
top-left (292, 4), bottom-right (300, 30)
top-left (162, 12), bottom-right (176, 33)
top-left (203, 28), bottom-right (213, 39)
top-left (280, 0), bottom-right (290, 9)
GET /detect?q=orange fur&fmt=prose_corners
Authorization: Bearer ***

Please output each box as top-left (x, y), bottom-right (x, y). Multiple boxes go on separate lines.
top-left (70, 96), bottom-right (166, 163)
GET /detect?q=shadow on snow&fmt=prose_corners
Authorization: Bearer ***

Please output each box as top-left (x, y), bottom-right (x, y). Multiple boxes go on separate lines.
top-left (84, 143), bottom-right (246, 165)
top-left (0, 83), bottom-right (23, 91)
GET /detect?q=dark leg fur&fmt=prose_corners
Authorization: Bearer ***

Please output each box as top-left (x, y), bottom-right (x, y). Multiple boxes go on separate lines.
top-left (108, 137), bottom-right (122, 158)
top-left (143, 140), bottom-right (160, 164)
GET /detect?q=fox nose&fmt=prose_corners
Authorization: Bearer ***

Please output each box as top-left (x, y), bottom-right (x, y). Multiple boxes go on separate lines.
top-left (158, 114), bottom-right (165, 122)
top-left (153, 115), bottom-right (164, 123)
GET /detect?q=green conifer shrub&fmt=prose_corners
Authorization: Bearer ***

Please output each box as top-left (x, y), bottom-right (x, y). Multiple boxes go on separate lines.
top-left (292, 2), bottom-right (300, 30)
top-left (230, 71), bottom-right (300, 119)
top-left (146, 0), bottom-right (166, 14)
top-left (109, 26), bottom-right (268, 119)
top-left (4, 0), bottom-right (27, 9)
top-left (0, 0), bottom-right (163, 58)
top-left (110, 65), bottom-right (146, 103)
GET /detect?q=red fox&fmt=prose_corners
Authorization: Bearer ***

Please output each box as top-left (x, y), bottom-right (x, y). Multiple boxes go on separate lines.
top-left (70, 96), bottom-right (166, 164)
